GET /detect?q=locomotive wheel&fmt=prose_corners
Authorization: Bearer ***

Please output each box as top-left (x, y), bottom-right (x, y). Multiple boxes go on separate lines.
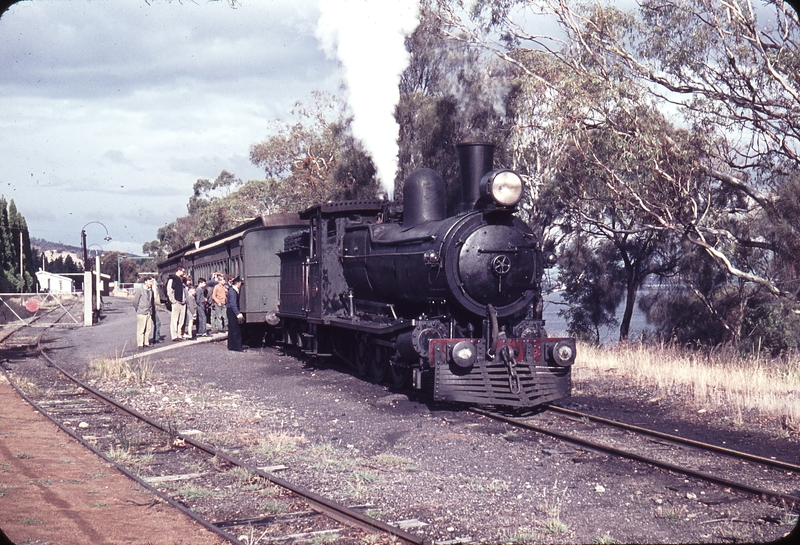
top-left (287, 323), bottom-right (303, 349)
top-left (370, 345), bottom-right (389, 383)
top-left (283, 323), bottom-right (297, 346)
top-left (354, 336), bottom-right (369, 377)
top-left (388, 360), bottom-right (408, 388)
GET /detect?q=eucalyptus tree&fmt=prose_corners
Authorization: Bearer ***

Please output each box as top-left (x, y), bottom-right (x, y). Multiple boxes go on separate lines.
top-left (397, 0), bottom-right (520, 213)
top-left (533, 55), bottom-right (690, 341)
top-left (557, 233), bottom-right (625, 343)
top-left (543, 0), bottom-right (800, 300)
top-left (436, 0), bottom-right (800, 348)
top-left (250, 91), bottom-right (380, 210)
top-left (144, 92), bottom-right (379, 258)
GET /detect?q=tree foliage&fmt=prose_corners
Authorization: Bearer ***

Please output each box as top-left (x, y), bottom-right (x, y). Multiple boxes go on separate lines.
top-left (250, 91), bottom-right (380, 208)
top-left (557, 234), bottom-right (625, 344)
top-left (144, 92), bottom-right (381, 258)
top-left (398, 0), bottom-right (517, 214)
top-left (43, 254), bottom-right (81, 275)
top-left (0, 196), bottom-right (37, 292)
top-left (142, 169), bottom-right (265, 258)
top-left (433, 0), bottom-right (800, 353)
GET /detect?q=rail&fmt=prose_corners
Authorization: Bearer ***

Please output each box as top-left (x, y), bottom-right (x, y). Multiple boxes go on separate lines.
top-left (471, 407), bottom-right (800, 508)
top-left (3, 308), bottom-right (425, 545)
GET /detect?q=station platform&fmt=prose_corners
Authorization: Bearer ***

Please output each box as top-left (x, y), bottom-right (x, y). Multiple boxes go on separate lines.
top-left (0, 374), bottom-right (226, 545)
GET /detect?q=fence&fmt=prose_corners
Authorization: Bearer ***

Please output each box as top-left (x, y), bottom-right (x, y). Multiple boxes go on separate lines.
top-left (0, 292), bottom-right (86, 328)
top-left (115, 283), bottom-right (137, 297)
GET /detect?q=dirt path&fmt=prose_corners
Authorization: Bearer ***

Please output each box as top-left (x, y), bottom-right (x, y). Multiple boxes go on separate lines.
top-left (0, 374), bottom-right (226, 545)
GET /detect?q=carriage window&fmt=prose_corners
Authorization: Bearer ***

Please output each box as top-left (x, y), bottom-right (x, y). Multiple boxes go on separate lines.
top-left (327, 218), bottom-right (336, 239)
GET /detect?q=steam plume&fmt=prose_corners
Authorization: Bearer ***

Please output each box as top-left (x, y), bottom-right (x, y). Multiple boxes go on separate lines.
top-left (316, 0), bottom-right (420, 198)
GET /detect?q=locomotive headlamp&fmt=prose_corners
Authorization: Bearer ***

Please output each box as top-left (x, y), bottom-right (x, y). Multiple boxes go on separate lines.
top-left (451, 341), bottom-right (477, 369)
top-left (546, 339), bottom-right (577, 367)
top-left (480, 170), bottom-right (523, 207)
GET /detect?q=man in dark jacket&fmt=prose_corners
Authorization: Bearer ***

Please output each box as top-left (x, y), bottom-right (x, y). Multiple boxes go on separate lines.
top-left (166, 266), bottom-right (186, 342)
top-left (226, 276), bottom-right (245, 351)
top-left (150, 279), bottom-right (163, 344)
top-left (194, 278), bottom-right (209, 336)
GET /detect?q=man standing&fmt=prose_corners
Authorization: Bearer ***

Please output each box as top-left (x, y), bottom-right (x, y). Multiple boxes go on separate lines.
top-left (195, 278), bottom-right (209, 336)
top-left (132, 276), bottom-right (155, 350)
top-left (211, 272), bottom-right (228, 334)
top-left (151, 278), bottom-right (163, 344)
top-left (166, 265), bottom-right (187, 342)
top-left (226, 276), bottom-right (245, 352)
top-left (186, 283), bottom-right (197, 339)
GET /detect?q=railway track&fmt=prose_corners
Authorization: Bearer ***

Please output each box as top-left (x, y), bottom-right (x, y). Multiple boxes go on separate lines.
top-left (2, 313), bottom-right (425, 545)
top-left (471, 405), bottom-right (800, 510)
top-left (6, 297), bottom-right (797, 543)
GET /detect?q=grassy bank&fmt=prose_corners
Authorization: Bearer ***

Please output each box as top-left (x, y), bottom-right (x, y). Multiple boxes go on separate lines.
top-left (573, 342), bottom-right (800, 429)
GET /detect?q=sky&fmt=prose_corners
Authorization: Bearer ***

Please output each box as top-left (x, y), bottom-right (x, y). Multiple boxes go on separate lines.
top-left (0, 0), bottom-right (351, 255)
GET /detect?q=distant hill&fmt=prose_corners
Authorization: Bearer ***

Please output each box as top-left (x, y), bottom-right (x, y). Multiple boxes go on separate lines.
top-left (31, 237), bottom-right (85, 268)
top-left (30, 237), bottom-right (83, 254)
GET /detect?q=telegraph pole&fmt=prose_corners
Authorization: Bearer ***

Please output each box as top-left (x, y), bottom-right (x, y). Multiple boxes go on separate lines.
top-left (19, 230), bottom-right (23, 293)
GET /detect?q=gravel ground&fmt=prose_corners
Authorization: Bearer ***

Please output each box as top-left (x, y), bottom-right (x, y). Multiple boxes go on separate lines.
top-left (21, 298), bottom-right (800, 543)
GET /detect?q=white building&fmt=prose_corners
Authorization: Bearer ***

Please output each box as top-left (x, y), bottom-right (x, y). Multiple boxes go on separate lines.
top-left (35, 271), bottom-right (74, 294)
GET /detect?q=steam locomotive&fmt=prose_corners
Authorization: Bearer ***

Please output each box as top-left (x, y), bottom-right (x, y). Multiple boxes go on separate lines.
top-left (277, 143), bottom-right (575, 408)
top-left (159, 142), bottom-right (574, 408)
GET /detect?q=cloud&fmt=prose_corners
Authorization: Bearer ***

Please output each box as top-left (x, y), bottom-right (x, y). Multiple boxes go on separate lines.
top-left (103, 150), bottom-right (142, 170)
top-left (1, 1), bottom-right (332, 100)
top-left (0, 0), bottom-right (340, 254)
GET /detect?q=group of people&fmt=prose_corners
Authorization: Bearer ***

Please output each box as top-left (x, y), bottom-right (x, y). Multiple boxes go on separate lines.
top-left (132, 266), bottom-right (246, 352)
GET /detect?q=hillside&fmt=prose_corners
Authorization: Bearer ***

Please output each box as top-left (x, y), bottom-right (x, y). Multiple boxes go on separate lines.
top-left (30, 237), bottom-right (83, 255)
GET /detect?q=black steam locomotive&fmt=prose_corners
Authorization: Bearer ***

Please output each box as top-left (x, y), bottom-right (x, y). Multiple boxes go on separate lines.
top-left (159, 143), bottom-right (574, 408)
top-left (278, 143), bottom-right (575, 408)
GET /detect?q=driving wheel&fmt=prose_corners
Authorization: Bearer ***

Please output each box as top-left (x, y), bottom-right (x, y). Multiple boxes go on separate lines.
top-left (388, 360), bottom-right (408, 388)
top-left (354, 336), bottom-right (369, 377)
top-left (370, 345), bottom-right (388, 383)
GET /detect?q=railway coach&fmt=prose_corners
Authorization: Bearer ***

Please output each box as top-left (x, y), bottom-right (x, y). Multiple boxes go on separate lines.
top-left (157, 213), bottom-right (306, 328)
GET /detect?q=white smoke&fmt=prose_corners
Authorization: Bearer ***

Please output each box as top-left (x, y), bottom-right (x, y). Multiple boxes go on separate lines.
top-left (316, 0), bottom-right (420, 198)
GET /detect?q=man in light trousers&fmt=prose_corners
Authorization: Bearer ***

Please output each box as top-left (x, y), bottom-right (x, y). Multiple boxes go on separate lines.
top-left (132, 277), bottom-right (154, 349)
top-left (166, 266), bottom-right (187, 342)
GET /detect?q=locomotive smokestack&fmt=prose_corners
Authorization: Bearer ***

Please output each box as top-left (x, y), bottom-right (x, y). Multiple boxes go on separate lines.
top-left (457, 142), bottom-right (495, 212)
top-left (402, 168), bottom-right (446, 228)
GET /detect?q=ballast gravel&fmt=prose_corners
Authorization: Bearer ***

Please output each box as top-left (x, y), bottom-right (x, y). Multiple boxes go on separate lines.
top-left (23, 298), bottom-right (800, 543)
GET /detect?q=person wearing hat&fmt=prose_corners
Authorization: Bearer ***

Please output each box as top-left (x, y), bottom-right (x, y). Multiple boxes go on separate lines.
top-left (226, 276), bottom-right (245, 351)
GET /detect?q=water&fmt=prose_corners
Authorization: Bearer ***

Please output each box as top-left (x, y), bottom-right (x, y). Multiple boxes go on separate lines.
top-left (541, 290), bottom-right (651, 345)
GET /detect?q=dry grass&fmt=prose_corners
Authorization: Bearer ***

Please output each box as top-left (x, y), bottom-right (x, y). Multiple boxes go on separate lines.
top-left (250, 431), bottom-right (308, 460)
top-left (87, 354), bottom-right (154, 384)
top-left (574, 342), bottom-right (800, 425)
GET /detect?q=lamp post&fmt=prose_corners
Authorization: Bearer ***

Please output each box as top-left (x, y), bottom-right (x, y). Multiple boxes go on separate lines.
top-left (80, 221), bottom-right (111, 272)
top-left (80, 221), bottom-right (111, 325)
